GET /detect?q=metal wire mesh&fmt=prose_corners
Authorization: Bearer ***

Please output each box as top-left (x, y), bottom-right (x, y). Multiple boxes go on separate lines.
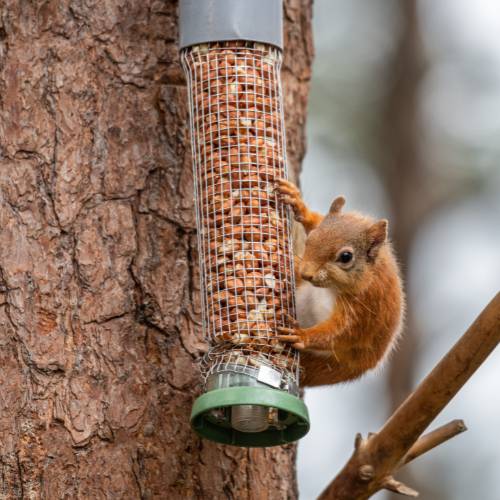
top-left (181, 41), bottom-right (299, 393)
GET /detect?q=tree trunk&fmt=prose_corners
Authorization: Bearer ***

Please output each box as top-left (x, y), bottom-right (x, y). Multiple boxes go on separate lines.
top-left (376, 4), bottom-right (426, 496)
top-left (0, 1), bottom-right (313, 498)
top-left (380, 0), bottom-right (425, 412)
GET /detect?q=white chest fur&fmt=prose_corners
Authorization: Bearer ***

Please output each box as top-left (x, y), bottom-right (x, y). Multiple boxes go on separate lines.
top-left (296, 281), bottom-right (336, 328)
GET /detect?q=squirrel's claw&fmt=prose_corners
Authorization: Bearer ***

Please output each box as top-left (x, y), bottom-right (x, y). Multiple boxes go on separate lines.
top-left (277, 334), bottom-right (301, 343)
top-left (274, 179), bottom-right (306, 222)
top-left (276, 326), bottom-right (306, 351)
top-left (274, 178), bottom-right (299, 194)
top-left (274, 180), bottom-right (300, 202)
top-left (284, 316), bottom-right (300, 328)
top-left (276, 326), bottom-right (296, 335)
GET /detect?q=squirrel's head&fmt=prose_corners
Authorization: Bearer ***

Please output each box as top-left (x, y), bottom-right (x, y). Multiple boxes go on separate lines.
top-left (300, 196), bottom-right (389, 293)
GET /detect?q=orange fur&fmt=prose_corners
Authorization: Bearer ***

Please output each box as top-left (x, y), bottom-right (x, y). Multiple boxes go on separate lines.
top-left (276, 179), bottom-right (405, 387)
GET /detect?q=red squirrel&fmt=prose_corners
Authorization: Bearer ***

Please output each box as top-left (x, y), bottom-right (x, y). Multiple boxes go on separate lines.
top-left (275, 179), bottom-right (405, 387)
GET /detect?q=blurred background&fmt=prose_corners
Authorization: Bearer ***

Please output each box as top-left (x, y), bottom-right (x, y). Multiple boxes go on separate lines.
top-left (296, 0), bottom-right (500, 498)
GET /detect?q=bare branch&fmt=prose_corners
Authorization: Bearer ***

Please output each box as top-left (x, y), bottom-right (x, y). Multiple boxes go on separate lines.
top-left (401, 419), bottom-right (467, 466)
top-left (383, 477), bottom-right (419, 497)
top-left (318, 292), bottom-right (500, 499)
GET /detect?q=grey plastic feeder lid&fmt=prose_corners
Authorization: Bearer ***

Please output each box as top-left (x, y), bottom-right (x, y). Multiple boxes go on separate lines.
top-left (179, 0), bottom-right (283, 50)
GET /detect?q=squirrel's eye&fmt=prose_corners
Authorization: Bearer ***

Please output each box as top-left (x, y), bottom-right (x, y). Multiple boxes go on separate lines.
top-left (337, 251), bottom-right (353, 264)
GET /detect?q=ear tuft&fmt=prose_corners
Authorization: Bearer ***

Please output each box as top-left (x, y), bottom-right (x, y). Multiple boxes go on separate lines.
top-left (367, 219), bottom-right (388, 260)
top-left (329, 196), bottom-right (346, 215)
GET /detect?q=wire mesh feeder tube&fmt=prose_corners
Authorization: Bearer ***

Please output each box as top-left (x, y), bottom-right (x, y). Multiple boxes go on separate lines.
top-left (180, 1), bottom-right (309, 448)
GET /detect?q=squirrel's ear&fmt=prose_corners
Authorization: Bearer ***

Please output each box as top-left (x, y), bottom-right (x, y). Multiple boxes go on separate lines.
top-left (366, 219), bottom-right (388, 260)
top-left (329, 196), bottom-right (346, 215)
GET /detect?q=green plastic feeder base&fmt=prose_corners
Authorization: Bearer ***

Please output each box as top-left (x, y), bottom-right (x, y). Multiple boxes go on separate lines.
top-left (191, 386), bottom-right (310, 447)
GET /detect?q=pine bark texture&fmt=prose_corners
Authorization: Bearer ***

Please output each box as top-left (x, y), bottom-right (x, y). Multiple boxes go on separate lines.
top-left (0, 1), bottom-right (313, 499)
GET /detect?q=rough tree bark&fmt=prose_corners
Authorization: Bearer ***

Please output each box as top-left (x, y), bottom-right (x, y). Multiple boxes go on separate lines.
top-left (0, 1), bottom-right (313, 498)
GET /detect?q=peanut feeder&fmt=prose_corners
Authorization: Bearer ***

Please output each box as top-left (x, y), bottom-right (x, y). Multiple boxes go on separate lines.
top-left (180, 0), bottom-right (310, 447)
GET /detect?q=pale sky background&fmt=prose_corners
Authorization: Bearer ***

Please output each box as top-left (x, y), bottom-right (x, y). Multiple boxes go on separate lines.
top-left (296, 1), bottom-right (500, 499)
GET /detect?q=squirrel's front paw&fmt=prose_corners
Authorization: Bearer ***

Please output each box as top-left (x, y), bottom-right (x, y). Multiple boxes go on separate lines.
top-left (277, 326), bottom-right (308, 351)
top-left (274, 179), bottom-right (307, 222)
